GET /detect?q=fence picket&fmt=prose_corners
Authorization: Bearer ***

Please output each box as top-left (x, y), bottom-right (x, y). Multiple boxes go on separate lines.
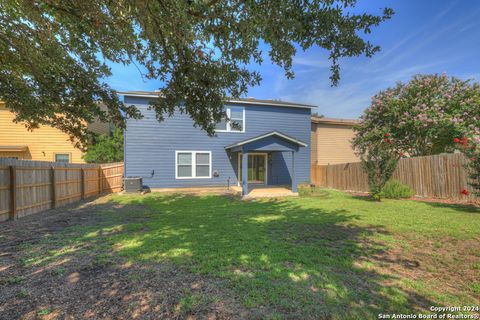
top-left (0, 159), bottom-right (124, 221)
top-left (311, 153), bottom-right (476, 201)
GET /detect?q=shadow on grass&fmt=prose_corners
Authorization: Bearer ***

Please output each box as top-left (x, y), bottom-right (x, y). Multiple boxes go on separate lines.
top-left (420, 200), bottom-right (480, 214)
top-left (349, 193), bottom-right (480, 214)
top-left (0, 192), bottom-right (438, 319)
top-left (107, 193), bottom-right (436, 318)
top-left (349, 194), bottom-right (379, 202)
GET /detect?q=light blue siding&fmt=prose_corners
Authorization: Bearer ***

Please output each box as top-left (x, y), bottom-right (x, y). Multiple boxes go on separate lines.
top-left (124, 96), bottom-right (311, 188)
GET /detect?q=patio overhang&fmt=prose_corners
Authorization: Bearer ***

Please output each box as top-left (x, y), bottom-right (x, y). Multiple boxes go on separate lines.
top-left (225, 131), bottom-right (306, 196)
top-left (224, 131), bottom-right (307, 153)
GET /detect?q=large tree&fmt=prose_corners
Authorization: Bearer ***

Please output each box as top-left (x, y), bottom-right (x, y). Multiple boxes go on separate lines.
top-left (353, 74), bottom-right (480, 157)
top-left (0, 0), bottom-right (393, 148)
top-left (83, 128), bottom-right (124, 163)
top-left (353, 73), bottom-right (480, 196)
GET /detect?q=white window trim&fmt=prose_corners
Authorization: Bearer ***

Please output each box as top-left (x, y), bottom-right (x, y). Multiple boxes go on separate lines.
top-left (175, 151), bottom-right (212, 179)
top-left (215, 106), bottom-right (245, 133)
top-left (54, 153), bottom-right (71, 163)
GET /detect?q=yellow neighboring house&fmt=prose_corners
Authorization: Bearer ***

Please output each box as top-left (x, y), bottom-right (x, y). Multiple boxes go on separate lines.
top-left (0, 101), bottom-right (111, 163)
top-left (311, 116), bottom-right (361, 165)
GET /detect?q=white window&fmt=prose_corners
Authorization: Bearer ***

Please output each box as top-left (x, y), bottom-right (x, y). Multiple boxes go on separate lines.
top-left (175, 151), bottom-right (212, 179)
top-left (55, 153), bottom-right (70, 163)
top-left (215, 106), bottom-right (245, 132)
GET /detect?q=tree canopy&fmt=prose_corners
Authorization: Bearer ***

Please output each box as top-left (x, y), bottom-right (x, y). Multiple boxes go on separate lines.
top-left (83, 128), bottom-right (124, 163)
top-left (353, 73), bottom-right (480, 157)
top-left (0, 0), bottom-right (393, 148)
top-left (353, 73), bottom-right (480, 196)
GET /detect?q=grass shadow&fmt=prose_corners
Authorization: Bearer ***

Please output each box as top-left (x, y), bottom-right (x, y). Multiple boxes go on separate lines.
top-left (420, 200), bottom-right (480, 214)
top-left (0, 191), bottom-right (446, 319)
top-left (106, 192), bottom-right (437, 318)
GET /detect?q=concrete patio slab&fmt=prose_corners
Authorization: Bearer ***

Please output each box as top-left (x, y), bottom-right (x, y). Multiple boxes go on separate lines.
top-left (231, 185), bottom-right (298, 198)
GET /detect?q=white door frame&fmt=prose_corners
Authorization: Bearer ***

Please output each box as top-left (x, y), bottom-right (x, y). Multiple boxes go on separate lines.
top-left (237, 152), bottom-right (268, 186)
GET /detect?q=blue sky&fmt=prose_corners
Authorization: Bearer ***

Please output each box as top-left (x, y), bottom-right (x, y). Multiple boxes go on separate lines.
top-left (107, 0), bottom-right (480, 119)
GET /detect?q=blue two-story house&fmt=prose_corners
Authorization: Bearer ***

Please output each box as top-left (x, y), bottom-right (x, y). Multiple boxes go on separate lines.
top-left (122, 91), bottom-right (314, 196)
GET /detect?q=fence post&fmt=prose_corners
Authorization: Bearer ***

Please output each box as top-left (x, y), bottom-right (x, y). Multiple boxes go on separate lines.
top-left (98, 166), bottom-right (102, 194)
top-left (9, 166), bottom-right (16, 220)
top-left (51, 167), bottom-right (56, 209)
top-left (325, 164), bottom-right (328, 187)
top-left (81, 168), bottom-right (85, 200)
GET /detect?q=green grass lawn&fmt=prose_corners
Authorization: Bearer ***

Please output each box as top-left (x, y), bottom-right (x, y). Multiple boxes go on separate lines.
top-left (14, 189), bottom-right (480, 319)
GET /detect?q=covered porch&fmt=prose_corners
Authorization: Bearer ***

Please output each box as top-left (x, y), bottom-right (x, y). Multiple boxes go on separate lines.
top-left (225, 131), bottom-right (307, 197)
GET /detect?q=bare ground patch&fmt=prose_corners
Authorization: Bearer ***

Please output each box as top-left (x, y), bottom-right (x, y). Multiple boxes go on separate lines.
top-left (0, 196), bottom-right (248, 320)
top-left (365, 234), bottom-right (480, 305)
top-left (348, 191), bottom-right (480, 207)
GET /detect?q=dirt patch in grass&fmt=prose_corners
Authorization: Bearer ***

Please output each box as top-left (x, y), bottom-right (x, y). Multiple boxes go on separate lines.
top-left (1, 261), bottom-right (244, 320)
top-left (348, 191), bottom-right (480, 207)
top-left (367, 235), bottom-right (480, 305)
top-left (0, 196), bottom-right (248, 319)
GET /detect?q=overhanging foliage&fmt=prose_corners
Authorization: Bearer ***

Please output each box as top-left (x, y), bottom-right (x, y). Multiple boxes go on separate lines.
top-left (0, 0), bottom-right (393, 148)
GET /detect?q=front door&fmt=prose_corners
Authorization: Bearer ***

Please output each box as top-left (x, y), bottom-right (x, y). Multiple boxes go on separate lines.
top-left (239, 153), bottom-right (267, 184)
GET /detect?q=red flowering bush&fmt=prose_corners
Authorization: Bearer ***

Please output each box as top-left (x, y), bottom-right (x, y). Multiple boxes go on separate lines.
top-left (454, 136), bottom-right (480, 196)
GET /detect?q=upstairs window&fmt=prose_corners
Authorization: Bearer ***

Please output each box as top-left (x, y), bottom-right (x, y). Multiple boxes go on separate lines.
top-left (215, 106), bottom-right (245, 132)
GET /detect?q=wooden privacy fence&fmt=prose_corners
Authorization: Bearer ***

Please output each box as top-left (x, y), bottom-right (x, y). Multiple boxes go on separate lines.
top-left (311, 153), bottom-right (477, 201)
top-left (0, 160), bottom-right (124, 222)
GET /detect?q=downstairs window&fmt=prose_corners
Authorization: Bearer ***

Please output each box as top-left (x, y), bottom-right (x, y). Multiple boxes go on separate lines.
top-left (176, 151), bottom-right (211, 179)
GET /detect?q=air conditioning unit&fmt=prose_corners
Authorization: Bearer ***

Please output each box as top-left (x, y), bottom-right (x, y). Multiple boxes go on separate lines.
top-left (124, 176), bottom-right (143, 193)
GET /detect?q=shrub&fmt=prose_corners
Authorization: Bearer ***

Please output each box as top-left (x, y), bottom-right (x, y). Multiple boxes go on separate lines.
top-left (298, 185), bottom-right (329, 197)
top-left (380, 180), bottom-right (414, 199)
top-left (454, 136), bottom-right (480, 196)
top-left (360, 142), bottom-right (399, 201)
top-left (298, 185), bottom-right (312, 197)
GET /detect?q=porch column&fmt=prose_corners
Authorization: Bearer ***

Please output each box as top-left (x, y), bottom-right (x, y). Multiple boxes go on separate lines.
top-left (291, 151), bottom-right (297, 192)
top-left (242, 150), bottom-right (249, 196)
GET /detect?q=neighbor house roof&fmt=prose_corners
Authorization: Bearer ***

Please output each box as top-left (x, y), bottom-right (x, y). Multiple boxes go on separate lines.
top-left (311, 116), bottom-right (360, 126)
top-left (118, 91), bottom-right (317, 109)
top-left (225, 131), bottom-right (307, 149)
top-left (0, 145), bottom-right (28, 152)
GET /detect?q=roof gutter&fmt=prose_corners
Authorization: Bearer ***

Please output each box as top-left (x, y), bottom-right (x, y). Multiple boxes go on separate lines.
top-left (227, 99), bottom-right (316, 109)
top-left (118, 92), bottom-right (316, 109)
top-left (311, 117), bottom-right (360, 126)
top-left (117, 92), bottom-right (161, 98)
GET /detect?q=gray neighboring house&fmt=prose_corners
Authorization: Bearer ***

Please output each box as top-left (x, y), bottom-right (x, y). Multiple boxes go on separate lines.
top-left (122, 91), bottom-right (314, 195)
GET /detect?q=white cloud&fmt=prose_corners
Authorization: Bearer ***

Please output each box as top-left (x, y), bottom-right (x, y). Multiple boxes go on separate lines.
top-left (292, 56), bottom-right (330, 69)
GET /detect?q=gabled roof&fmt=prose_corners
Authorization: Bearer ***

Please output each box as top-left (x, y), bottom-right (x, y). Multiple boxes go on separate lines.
top-left (118, 91), bottom-right (317, 109)
top-left (225, 131), bottom-right (307, 149)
